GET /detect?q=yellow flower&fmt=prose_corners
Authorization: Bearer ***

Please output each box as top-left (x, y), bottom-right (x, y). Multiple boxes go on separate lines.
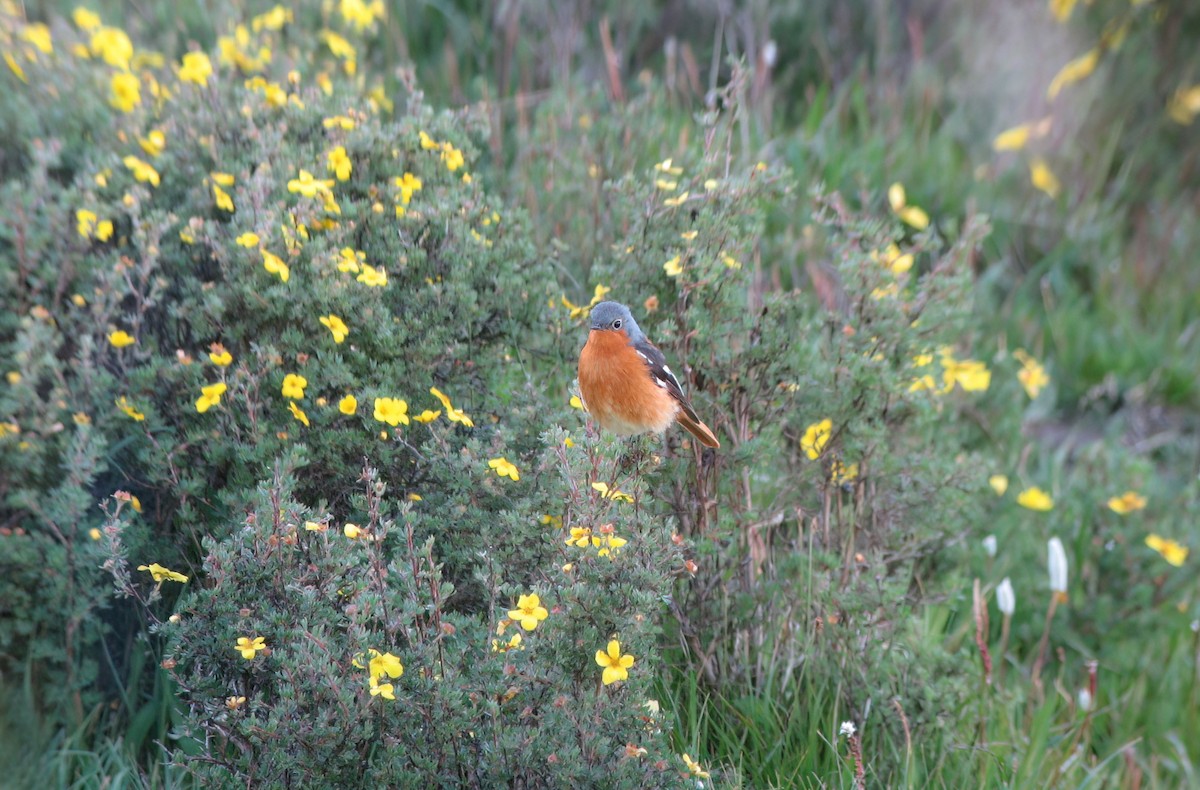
top-left (327, 146), bottom-right (352, 181)
top-left (74, 8), bottom-right (103, 31)
top-left (682, 754), bottom-right (711, 780)
top-left (304, 520), bottom-right (327, 532)
top-left (281, 373), bottom-right (307, 399)
top-left (663, 191), bottom-right (690, 207)
top-left (721, 254), bottom-right (741, 270)
top-left (655, 158), bottom-right (683, 175)
top-left (569, 395), bottom-right (584, 410)
top-left (830, 461), bottom-right (858, 485)
top-left (1030, 158), bottom-right (1061, 199)
top-left (368, 650), bottom-right (403, 680)
top-left (178, 51), bottom-right (213, 86)
top-left (412, 409), bottom-right (440, 423)
top-left (591, 482), bottom-right (634, 503)
top-left (123, 156), bottom-right (160, 187)
top-left (989, 475), bottom-right (1009, 496)
top-left (394, 172), bottom-right (423, 205)
top-left (1049, 0), bottom-right (1077, 22)
top-left (234, 636), bottom-right (266, 660)
top-left (368, 677), bottom-right (395, 700)
top-left (343, 522), bottom-right (362, 539)
top-left (251, 5), bottom-right (293, 32)
top-left (429, 387), bottom-right (473, 427)
top-left (108, 330), bottom-right (136, 348)
top-left (992, 125), bottom-right (1031, 153)
top-left (1013, 349), bottom-right (1049, 398)
top-left (261, 249), bottom-right (289, 282)
top-left (374, 397), bottom-right (410, 426)
top-left (655, 179), bottom-right (678, 191)
top-left (597, 531), bottom-right (627, 558)
top-left (1145, 534), bottom-right (1188, 568)
top-left (941, 356), bottom-right (991, 392)
top-left (4, 53), bottom-right (27, 83)
top-left (139, 130), bottom-right (166, 157)
top-left (663, 255), bottom-right (683, 277)
top-left (440, 143), bottom-right (465, 172)
top-left (508, 594), bottom-right (549, 631)
top-left (289, 401), bottom-right (309, 427)
top-left (340, 0), bottom-right (386, 30)
top-left (887, 182), bottom-right (930, 230)
top-left (876, 243), bottom-right (913, 275)
top-left (195, 382), bottom-right (227, 413)
top-left (1167, 84), bottom-right (1200, 125)
top-left (110, 72), bottom-right (142, 113)
top-left (324, 114), bottom-right (355, 130)
top-left (488, 457), bottom-right (520, 481)
top-left (338, 395), bottom-right (358, 415)
top-left (90, 27), bottom-right (133, 69)
top-left (225, 696), bottom-right (246, 710)
top-left (800, 418), bottom-right (831, 460)
top-left (137, 563), bottom-right (188, 583)
top-left (419, 131), bottom-right (440, 150)
top-left (115, 396), bottom-right (146, 421)
top-left (1017, 486), bottom-right (1054, 512)
top-left (235, 232), bottom-right (259, 248)
top-left (20, 23), bottom-right (53, 55)
top-left (492, 633), bottom-right (523, 653)
top-left (1047, 48), bottom-right (1099, 100)
top-left (356, 264), bottom-right (387, 287)
top-left (319, 315), bottom-right (349, 343)
top-left (213, 185), bottom-right (235, 212)
top-left (595, 639), bottom-right (635, 685)
top-left (76, 209), bottom-right (98, 238)
top-left (89, 528), bottom-right (102, 540)
top-left (287, 169), bottom-right (334, 198)
top-left (337, 247), bottom-right (364, 272)
top-left (1107, 491), bottom-right (1146, 514)
top-left (209, 345), bottom-right (233, 366)
top-left (320, 30), bottom-right (356, 61)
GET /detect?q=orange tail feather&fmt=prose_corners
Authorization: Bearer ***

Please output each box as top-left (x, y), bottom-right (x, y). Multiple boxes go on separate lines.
top-left (676, 411), bottom-right (720, 448)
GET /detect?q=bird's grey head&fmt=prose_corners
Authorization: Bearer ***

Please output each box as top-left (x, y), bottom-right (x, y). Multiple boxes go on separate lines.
top-left (589, 301), bottom-right (643, 340)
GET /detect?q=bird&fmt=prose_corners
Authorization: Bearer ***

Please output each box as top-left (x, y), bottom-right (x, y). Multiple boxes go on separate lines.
top-left (578, 301), bottom-right (720, 448)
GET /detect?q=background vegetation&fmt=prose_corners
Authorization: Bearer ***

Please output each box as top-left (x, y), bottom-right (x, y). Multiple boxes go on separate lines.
top-left (1, 0), bottom-right (1198, 787)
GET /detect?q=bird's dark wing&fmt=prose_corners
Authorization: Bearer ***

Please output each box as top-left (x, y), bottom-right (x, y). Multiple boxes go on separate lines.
top-left (631, 336), bottom-right (703, 423)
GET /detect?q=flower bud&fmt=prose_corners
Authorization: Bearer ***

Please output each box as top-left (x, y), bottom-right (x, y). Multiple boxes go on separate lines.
top-left (1048, 537), bottom-right (1068, 595)
top-left (996, 577), bottom-right (1015, 616)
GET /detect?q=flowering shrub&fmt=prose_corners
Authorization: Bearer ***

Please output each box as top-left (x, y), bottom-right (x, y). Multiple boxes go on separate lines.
top-left (0, 4), bottom-right (697, 784)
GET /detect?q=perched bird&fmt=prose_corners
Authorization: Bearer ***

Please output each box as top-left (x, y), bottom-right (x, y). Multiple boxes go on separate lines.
top-left (578, 301), bottom-right (720, 448)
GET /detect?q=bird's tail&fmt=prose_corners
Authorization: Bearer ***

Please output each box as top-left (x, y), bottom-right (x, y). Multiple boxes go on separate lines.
top-left (676, 411), bottom-right (720, 448)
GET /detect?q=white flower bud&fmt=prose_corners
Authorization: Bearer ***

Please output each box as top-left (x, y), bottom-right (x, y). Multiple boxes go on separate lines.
top-left (996, 577), bottom-right (1015, 616)
top-left (1048, 537), bottom-right (1068, 594)
top-left (982, 534), bottom-right (997, 558)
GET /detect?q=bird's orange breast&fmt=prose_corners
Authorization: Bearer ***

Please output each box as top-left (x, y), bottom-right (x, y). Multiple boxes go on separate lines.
top-left (578, 329), bottom-right (679, 436)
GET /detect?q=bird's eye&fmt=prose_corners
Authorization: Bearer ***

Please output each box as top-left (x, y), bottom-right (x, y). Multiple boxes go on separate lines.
top-left (612, 319), bottom-right (623, 330)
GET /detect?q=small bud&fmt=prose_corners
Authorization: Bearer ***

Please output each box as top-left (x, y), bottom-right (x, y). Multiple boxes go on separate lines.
top-left (161, 658), bottom-right (176, 670)
top-left (996, 577), bottom-right (1015, 616)
top-left (982, 534), bottom-right (998, 557)
top-left (1048, 537), bottom-right (1068, 595)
